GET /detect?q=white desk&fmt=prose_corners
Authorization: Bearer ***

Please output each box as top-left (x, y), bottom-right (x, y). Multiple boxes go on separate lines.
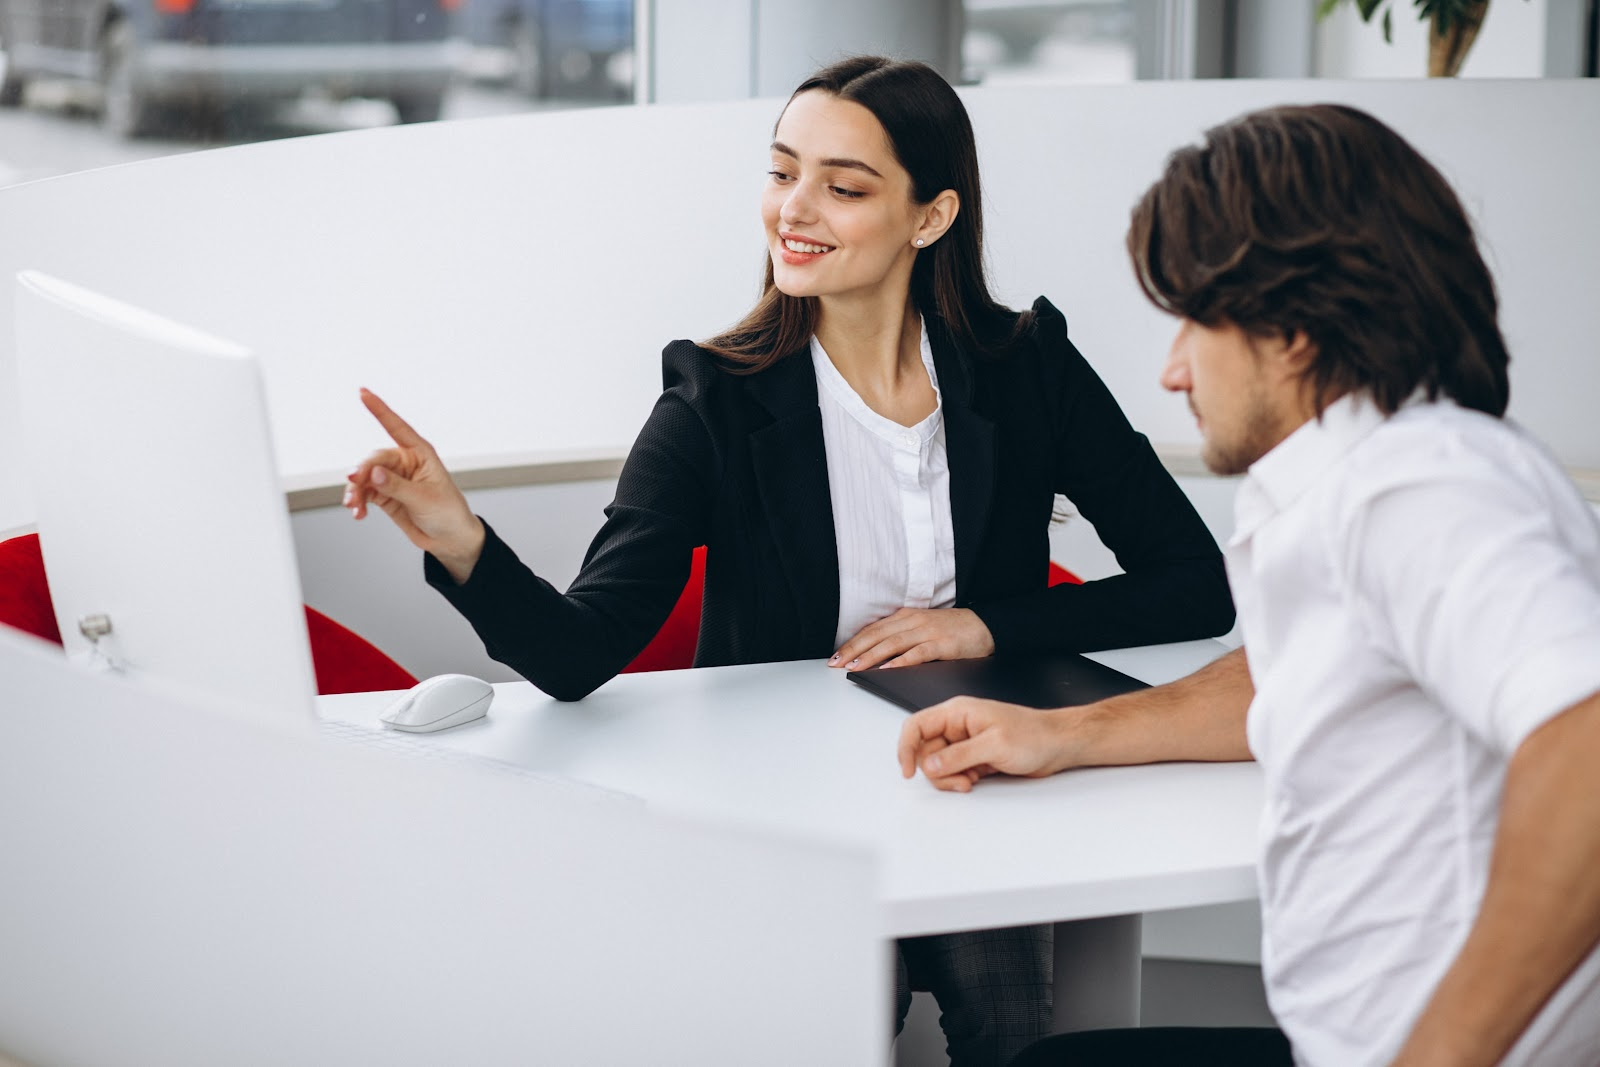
top-left (320, 638), bottom-right (1261, 1031)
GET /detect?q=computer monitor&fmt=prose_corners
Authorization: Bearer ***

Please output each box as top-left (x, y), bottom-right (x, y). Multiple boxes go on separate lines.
top-left (14, 270), bottom-right (317, 729)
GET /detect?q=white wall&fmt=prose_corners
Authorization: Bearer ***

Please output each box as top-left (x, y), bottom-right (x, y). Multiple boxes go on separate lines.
top-left (4, 79), bottom-right (1596, 539)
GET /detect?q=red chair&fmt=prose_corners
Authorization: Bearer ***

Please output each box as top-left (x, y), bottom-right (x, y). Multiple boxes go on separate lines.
top-left (621, 547), bottom-right (1085, 674)
top-left (302, 607), bottom-right (419, 696)
top-left (1047, 561), bottom-right (1084, 587)
top-left (621, 545), bottom-right (707, 674)
top-left (0, 532), bottom-right (417, 696)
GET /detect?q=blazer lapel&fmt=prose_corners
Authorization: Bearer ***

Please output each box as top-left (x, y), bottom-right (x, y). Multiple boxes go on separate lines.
top-left (744, 353), bottom-right (841, 652)
top-left (931, 323), bottom-right (996, 600)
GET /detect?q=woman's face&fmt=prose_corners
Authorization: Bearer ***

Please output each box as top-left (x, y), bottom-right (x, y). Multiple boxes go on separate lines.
top-left (762, 90), bottom-right (927, 303)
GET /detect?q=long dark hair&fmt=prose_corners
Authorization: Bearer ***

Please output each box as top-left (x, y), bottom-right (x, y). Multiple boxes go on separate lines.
top-left (1127, 103), bottom-right (1510, 417)
top-left (704, 55), bottom-right (1024, 371)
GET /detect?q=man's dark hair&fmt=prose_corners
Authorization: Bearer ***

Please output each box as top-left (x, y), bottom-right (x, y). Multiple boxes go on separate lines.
top-left (1127, 104), bottom-right (1510, 417)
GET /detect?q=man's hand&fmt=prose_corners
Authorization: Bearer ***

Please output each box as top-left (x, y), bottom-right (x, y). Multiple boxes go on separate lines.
top-left (830, 607), bottom-right (994, 671)
top-left (897, 697), bottom-right (1073, 791)
top-left (896, 647), bottom-right (1256, 792)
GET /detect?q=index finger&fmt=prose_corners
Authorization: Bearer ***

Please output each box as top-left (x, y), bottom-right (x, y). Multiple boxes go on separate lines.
top-left (897, 704), bottom-right (968, 778)
top-left (359, 388), bottom-right (431, 451)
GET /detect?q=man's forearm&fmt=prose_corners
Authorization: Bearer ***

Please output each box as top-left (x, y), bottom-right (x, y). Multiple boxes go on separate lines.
top-left (1391, 690), bottom-right (1600, 1067)
top-left (1047, 645), bottom-right (1255, 772)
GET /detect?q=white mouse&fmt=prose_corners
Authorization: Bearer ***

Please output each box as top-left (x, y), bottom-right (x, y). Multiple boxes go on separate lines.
top-left (380, 674), bottom-right (494, 733)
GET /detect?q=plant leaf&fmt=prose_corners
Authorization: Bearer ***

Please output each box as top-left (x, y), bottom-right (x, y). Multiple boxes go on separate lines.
top-left (1383, 6), bottom-right (1393, 40)
top-left (1315, 0), bottom-right (1345, 19)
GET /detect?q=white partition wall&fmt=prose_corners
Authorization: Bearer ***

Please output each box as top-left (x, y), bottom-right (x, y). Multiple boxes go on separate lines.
top-left (1, 78), bottom-right (1596, 536)
top-left (0, 629), bottom-right (882, 1067)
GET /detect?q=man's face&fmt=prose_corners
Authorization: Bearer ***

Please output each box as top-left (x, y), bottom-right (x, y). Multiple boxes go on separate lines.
top-left (1160, 319), bottom-right (1309, 476)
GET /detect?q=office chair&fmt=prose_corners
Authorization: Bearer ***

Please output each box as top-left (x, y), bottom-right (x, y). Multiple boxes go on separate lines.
top-left (1047, 561), bottom-right (1084, 587)
top-left (621, 545), bottom-right (707, 674)
top-left (621, 547), bottom-right (1085, 674)
top-left (0, 532), bottom-right (417, 695)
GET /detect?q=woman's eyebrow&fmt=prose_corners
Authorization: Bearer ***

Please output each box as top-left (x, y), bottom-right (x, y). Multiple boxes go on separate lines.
top-left (770, 141), bottom-right (884, 179)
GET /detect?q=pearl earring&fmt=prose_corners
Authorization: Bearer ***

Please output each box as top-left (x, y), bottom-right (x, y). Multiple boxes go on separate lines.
top-left (914, 238), bottom-right (925, 247)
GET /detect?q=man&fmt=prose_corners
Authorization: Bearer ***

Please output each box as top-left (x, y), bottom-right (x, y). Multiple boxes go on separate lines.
top-left (898, 104), bottom-right (1600, 1067)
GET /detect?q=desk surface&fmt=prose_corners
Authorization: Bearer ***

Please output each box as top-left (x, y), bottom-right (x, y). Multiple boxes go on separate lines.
top-left (320, 639), bottom-right (1261, 938)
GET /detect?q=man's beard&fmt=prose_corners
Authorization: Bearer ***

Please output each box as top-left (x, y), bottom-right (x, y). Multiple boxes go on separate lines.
top-left (1200, 382), bottom-right (1283, 477)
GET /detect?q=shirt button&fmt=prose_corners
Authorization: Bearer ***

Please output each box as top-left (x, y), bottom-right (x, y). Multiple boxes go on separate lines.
top-left (900, 432), bottom-right (917, 448)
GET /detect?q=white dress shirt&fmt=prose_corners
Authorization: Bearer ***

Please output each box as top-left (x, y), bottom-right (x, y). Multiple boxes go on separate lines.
top-left (810, 323), bottom-right (957, 651)
top-left (1228, 393), bottom-right (1600, 1067)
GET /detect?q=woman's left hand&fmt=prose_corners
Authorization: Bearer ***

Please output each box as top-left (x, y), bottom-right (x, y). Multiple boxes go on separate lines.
top-left (830, 607), bottom-right (995, 671)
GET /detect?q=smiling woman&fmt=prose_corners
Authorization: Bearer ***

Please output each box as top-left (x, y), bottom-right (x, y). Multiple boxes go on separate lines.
top-left (710, 56), bottom-right (1016, 378)
top-left (343, 54), bottom-right (1235, 1066)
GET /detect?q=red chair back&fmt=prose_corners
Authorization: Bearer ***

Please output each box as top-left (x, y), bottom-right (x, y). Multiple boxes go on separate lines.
top-left (0, 532), bottom-right (61, 644)
top-left (1047, 561), bottom-right (1084, 587)
top-left (0, 532), bottom-right (416, 695)
top-left (303, 607), bottom-right (418, 695)
top-left (621, 545), bottom-right (706, 674)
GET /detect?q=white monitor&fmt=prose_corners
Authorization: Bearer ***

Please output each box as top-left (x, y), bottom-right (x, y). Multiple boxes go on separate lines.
top-left (14, 270), bottom-right (317, 729)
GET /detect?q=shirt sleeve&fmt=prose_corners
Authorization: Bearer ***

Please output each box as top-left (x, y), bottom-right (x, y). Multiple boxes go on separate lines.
top-left (1347, 468), bottom-right (1600, 755)
top-left (427, 342), bottom-right (720, 701)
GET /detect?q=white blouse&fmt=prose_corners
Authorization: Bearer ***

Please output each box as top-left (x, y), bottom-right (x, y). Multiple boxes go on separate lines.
top-left (810, 323), bottom-right (957, 651)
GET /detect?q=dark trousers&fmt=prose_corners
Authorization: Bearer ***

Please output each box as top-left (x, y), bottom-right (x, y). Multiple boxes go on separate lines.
top-left (1010, 1027), bottom-right (1293, 1066)
top-left (894, 924), bottom-right (1054, 1067)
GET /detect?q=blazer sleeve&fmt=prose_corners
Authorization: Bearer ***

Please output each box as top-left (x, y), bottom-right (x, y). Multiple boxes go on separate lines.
top-left (424, 341), bottom-right (722, 700)
top-left (971, 298), bottom-right (1235, 653)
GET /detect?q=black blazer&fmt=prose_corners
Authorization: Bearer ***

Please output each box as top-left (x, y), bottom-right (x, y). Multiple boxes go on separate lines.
top-left (429, 297), bottom-right (1233, 700)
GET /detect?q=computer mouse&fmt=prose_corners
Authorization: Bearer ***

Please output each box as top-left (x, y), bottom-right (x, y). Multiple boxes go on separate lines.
top-left (379, 674), bottom-right (494, 733)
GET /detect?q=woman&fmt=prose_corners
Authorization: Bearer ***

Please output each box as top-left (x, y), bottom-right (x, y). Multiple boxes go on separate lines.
top-left (346, 55), bottom-right (1232, 1067)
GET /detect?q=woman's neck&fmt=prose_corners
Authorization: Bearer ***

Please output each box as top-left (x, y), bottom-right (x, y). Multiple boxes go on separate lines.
top-left (814, 290), bottom-right (935, 427)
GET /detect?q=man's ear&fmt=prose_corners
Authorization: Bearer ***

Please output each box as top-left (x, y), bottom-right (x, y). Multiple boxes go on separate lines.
top-left (1278, 329), bottom-right (1324, 418)
top-left (1282, 329), bottom-right (1317, 372)
top-left (914, 190), bottom-right (960, 248)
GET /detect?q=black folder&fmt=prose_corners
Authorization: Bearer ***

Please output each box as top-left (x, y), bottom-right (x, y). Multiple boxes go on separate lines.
top-left (847, 652), bottom-right (1149, 713)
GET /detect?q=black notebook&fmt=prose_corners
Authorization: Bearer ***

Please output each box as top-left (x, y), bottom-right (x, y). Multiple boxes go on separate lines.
top-left (847, 652), bottom-right (1150, 713)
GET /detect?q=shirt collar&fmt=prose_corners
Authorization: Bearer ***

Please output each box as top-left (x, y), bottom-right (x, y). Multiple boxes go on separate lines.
top-left (1232, 391), bottom-right (1390, 543)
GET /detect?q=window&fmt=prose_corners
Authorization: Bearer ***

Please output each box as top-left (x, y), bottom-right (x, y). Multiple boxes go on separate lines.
top-left (963, 0), bottom-right (1140, 85)
top-left (0, 0), bottom-right (635, 184)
